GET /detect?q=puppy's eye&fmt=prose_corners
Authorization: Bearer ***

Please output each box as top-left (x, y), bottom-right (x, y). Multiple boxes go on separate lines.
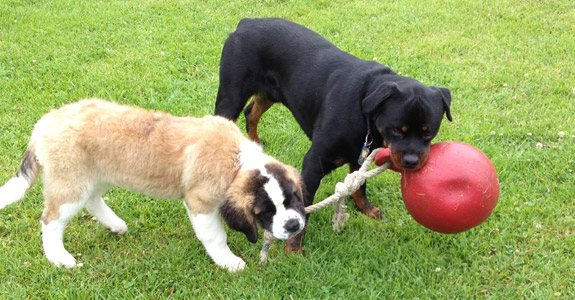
top-left (292, 190), bottom-right (300, 200)
top-left (258, 211), bottom-right (274, 220)
top-left (423, 132), bottom-right (433, 140)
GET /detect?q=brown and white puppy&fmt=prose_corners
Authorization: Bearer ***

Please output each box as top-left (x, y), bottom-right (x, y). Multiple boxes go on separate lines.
top-left (0, 99), bottom-right (306, 271)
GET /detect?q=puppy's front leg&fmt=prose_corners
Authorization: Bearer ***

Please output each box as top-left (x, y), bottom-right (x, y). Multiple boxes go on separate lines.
top-left (184, 202), bottom-right (246, 272)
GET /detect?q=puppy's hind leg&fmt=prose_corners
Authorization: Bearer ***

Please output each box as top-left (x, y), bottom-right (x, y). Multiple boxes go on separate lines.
top-left (85, 184), bottom-right (128, 235)
top-left (41, 183), bottom-right (89, 268)
top-left (184, 199), bottom-right (245, 272)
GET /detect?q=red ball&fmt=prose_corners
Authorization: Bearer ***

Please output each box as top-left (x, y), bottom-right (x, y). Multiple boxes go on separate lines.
top-left (375, 142), bottom-right (499, 234)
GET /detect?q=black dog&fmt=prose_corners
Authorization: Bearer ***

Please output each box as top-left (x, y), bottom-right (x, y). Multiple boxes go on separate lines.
top-left (215, 18), bottom-right (452, 253)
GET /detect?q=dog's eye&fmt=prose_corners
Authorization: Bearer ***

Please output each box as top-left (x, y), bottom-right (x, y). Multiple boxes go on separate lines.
top-left (423, 132), bottom-right (433, 140)
top-left (391, 128), bottom-right (403, 137)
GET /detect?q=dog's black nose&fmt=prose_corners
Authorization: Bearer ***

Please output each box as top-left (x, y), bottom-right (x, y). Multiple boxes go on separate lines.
top-left (284, 219), bottom-right (301, 233)
top-left (402, 153), bottom-right (420, 169)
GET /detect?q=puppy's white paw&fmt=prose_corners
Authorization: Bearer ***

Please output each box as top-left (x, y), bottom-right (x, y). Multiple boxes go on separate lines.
top-left (107, 219), bottom-right (128, 235)
top-left (217, 255), bottom-right (246, 272)
top-left (46, 251), bottom-right (78, 268)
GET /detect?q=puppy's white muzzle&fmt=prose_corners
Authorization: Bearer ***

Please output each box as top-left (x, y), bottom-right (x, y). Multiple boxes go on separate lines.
top-left (271, 208), bottom-right (305, 240)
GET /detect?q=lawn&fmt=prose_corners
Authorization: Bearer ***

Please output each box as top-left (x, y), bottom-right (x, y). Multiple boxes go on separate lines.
top-left (1, 0), bottom-right (574, 298)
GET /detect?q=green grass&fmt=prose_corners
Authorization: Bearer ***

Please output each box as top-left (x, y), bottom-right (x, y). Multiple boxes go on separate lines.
top-left (1, 0), bottom-right (574, 298)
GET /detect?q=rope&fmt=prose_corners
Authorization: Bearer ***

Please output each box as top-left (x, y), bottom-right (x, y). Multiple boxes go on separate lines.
top-left (260, 148), bottom-right (391, 264)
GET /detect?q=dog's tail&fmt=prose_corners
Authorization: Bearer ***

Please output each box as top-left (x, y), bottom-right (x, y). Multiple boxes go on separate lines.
top-left (0, 144), bottom-right (40, 210)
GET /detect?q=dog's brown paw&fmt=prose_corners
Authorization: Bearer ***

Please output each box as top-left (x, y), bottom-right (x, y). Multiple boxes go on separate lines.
top-left (361, 206), bottom-right (383, 220)
top-left (283, 233), bottom-right (306, 256)
top-left (283, 244), bottom-right (305, 256)
top-left (351, 190), bottom-right (383, 220)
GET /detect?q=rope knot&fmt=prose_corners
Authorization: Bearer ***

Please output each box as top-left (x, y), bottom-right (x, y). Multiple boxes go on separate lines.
top-left (334, 181), bottom-right (351, 196)
top-left (334, 171), bottom-right (366, 196)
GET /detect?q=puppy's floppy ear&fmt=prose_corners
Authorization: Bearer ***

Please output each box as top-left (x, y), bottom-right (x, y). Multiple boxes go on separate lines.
top-left (220, 199), bottom-right (258, 243)
top-left (220, 170), bottom-right (262, 243)
top-left (362, 81), bottom-right (399, 115)
top-left (289, 166), bottom-right (308, 207)
top-left (438, 87), bottom-right (453, 121)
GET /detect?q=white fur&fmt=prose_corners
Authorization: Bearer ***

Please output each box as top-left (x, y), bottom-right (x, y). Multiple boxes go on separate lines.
top-left (42, 202), bottom-right (86, 268)
top-left (271, 207), bottom-right (306, 240)
top-left (85, 197), bottom-right (128, 235)
top-left (240, 142), bottom-right (305, 240)
top-left (84, 182), bottom-right (128, 234)
top-left (0, 176), bottom-right (30, 210)
top-left (185, 205), bottom-right (245, 272)
top-left (239, 141), bottom-right (266, 171)
top-left (264, 177), bottom-right (284, 206)
top-left (40, 183), bottom-right (129, 268)
top-left (265, 177), bottom-right (305, 239)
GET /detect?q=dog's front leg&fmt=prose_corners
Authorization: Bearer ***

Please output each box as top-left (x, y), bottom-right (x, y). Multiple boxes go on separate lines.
top-left (284, 148), bottom-right (338, 254)
top-left (348, 164), bottom-right (382, 219)
top-left (184, 202), bottom-right (246, 272)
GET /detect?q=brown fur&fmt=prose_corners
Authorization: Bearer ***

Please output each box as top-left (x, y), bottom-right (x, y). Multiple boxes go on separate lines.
top-left (244, 93), bottom-right (274, 143)
top-left (29, 99), bottom-right (262, 223)
top-left (1, 99), bottom-right (306, 270)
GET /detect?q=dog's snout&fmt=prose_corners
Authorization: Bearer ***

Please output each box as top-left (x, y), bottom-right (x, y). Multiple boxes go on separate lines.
top-left (402, 153), bottom-right (420, 169)
top-left (284, 219), bottom-right (301, 233)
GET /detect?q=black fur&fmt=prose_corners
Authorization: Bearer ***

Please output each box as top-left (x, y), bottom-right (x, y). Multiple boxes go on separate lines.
top-left (220, 198), bottom-right (259, 243)
top-left (215, 18), bottom-right (452, 249)
top-left (16, 148), bottom-right (39, 183)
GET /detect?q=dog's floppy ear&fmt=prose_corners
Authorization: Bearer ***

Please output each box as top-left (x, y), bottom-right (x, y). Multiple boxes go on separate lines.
top-left (220, 199), bottom-right (258, 243)
top-left (438, 87), bottom-right (452, 121)
top-left (220, 169), bottom-right (265, 243)
top-left (289, 166), bottom-right (308, 206)
top-left (362, 81), bottom-right (399, 115)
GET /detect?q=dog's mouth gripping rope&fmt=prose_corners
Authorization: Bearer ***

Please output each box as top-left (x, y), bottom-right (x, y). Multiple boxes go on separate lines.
top-left (260, 147), bottom-right (390, 264)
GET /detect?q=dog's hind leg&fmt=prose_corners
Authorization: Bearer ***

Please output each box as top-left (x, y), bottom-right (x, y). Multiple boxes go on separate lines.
top-left (244, 92), bottom-right (274, 144)
top-left (85, 184), bottom-right (128, 235)
top-left (183, 199), bottom-right (245, 272)
top-left (41, 182), bottom-right (90, 268)
top-left (214, 35), bottom-right (259, 121)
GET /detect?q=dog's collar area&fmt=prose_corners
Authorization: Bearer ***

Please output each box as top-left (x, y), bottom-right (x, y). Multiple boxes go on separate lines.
top-left (357, 119), bottom-right (373, 165)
